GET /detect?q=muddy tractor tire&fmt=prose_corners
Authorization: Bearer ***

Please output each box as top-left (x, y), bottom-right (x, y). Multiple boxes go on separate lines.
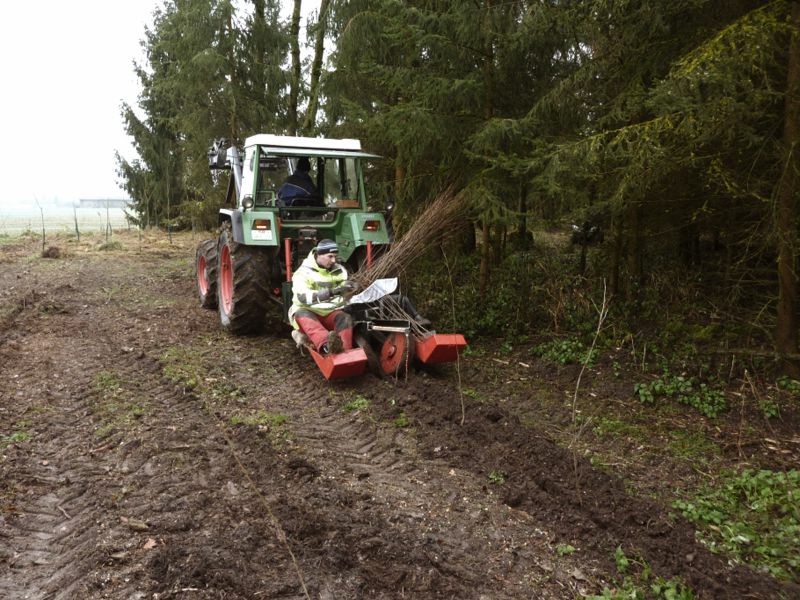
top-left (348, 244), bottom-right (388, 275)
top-left (216, 224), bottom-right (272, 334)
top-left (195, 239), bottom-right (219, 309)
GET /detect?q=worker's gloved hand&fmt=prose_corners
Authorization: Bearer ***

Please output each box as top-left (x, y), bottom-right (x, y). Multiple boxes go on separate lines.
top-left (331, 281), bottom-right (359, 296)
top-left (316, 282), bottom-right (356, 302)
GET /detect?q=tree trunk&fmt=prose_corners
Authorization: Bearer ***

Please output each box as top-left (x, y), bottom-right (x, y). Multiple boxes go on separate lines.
top-left (226, 5), bottom-right (239, 143)
top-left (250, 0), bottom-right (267, 128)
top-left (479, 222), bottom-right (491, 298)
top-left (477, 0), bottom-right (494, 298)
top-left (611, 212), bottom-right (623, 296)
top-left (491, 224), bottom-right (504, 264)
top-left (776, 1), bottom-right (800, 376)
top-left (302, 0), bottom-right (330, 135)
top-left (461, 222), bottom-right (477, 254)
top-left (517, 183), bottom-right (529, 249)
top-left (288, 0), bottom-right (302, 135)
top-left (626, 202), bottom-right (642, 299)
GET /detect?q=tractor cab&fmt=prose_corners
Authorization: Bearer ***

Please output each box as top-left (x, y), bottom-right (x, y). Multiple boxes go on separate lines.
top-left (210, 134), bottom-right (389, 274)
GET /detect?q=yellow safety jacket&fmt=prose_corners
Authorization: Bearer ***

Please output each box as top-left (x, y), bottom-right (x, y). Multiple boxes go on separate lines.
top-left (289, 251), bottom-right (349, 325)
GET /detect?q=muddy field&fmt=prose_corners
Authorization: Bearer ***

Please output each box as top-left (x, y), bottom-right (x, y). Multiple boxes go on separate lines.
top-left (1, 232), bottom-right (797, 599)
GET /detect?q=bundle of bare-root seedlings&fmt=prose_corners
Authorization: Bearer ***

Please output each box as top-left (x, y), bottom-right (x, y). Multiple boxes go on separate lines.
top-left (348, 186), bottom-right (466, 335)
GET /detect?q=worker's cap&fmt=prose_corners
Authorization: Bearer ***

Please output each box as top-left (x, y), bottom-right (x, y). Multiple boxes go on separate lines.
top-left (314, 239), bottom-right (338, 255)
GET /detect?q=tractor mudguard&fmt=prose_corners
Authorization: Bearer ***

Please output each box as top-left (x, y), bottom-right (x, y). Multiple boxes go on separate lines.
top-left (219, 209), bottom-right (245, 243)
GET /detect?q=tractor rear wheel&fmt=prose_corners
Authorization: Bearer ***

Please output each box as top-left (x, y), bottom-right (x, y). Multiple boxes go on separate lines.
top-left (217, 223), bottom-right (272, 334)
top-left (348, 244), bottom-right (389, 275)
top-left (379, 331), bottom-right (414, 377)
top-left (195, 239), bottom-right (218, 309)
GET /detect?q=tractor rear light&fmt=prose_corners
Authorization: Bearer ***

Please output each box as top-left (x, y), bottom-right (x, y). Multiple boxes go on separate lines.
top-left (251, 219), bottom-right (274, 242)
top-left (363, 220), bottom-right (380, 232)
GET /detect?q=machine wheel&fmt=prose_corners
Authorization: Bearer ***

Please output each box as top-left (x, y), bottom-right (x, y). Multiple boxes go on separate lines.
top-left (195, 239), bottom-right (218, 309)
top-left (217, 223), bottom-right (272, 334)
top-left (379, 331), bottom-right (415, 377)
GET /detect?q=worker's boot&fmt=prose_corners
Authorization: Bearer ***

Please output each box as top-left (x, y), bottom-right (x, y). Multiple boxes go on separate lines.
top-left (326, 330), bottom-right (345, 355)
top-left (415, 315), bottom-right (432, 328)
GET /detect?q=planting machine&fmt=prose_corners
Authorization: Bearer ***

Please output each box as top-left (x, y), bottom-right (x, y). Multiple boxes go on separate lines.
top-left (195, 134), bottom-right (466, 379)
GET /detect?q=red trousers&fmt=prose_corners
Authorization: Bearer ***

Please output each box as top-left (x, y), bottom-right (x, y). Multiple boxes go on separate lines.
top-left (294, 309), bottom-right (353, 351)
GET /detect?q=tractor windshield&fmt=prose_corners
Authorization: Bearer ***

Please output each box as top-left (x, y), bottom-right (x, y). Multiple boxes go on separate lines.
top-left (254, 151), bottom-right (363, 210)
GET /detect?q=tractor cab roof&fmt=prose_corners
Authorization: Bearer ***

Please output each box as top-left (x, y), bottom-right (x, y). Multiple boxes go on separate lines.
top-left (245, 134), bottom-right (380, 160)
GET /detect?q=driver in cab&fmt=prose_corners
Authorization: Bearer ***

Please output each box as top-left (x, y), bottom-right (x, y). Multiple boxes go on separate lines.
top-left (277, 157), bottom-right (321, 207)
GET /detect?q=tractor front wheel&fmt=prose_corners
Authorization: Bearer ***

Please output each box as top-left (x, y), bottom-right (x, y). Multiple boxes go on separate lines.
top-left (217, 224), bottom-right (272, 334)
top-left (195, 239), bottom-right (218, 309)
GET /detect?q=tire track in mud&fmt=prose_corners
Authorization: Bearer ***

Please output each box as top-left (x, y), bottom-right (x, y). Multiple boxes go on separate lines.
top-left (239, 347), bottom-right (584, 599)
top-left (85, 347), bottom-right (311, 599)
top-left (0, 331), bottom-right (124, 599)
top-left (0, 312), bottom-right (305, 598)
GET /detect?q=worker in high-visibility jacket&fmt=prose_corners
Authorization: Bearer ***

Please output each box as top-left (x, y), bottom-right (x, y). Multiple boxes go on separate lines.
top-left (289, 239), bottom-right (357, 354)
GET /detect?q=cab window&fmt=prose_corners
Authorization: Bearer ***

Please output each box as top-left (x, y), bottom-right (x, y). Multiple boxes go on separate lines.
top-left (322, 157), bottom-right (361, 207)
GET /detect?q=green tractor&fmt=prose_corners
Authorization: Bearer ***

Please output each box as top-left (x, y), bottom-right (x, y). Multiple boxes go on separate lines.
top-left (195, 134), bottom-right (391, 334)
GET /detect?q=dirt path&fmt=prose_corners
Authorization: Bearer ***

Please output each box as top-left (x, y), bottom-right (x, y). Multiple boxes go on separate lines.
top-left (1, 233), bottom-right (796, 599)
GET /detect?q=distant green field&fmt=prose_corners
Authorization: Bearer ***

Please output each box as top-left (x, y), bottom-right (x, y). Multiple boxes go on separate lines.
top-left (0, 205), bottom-right (131, 236)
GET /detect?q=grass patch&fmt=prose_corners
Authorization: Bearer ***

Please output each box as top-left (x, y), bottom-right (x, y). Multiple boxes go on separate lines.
top-left (97, 240), bottom-right (124, 251)
top-left (673, 468), bottom-right (800, 581)
top-left (392, 411), bottom-right (410, 428)
top-left (229, 411), bottom-right (290, 446)
top-left (584, 546), bottom-right (695, 599)
top-left (462, 387), bottom-right (482, 401)
top-left (592, 417), bottom-right (646, 440)
top-left (667, 430), bottom-right (719, 462)
top-left (556, 543), bottom-right (576, 556)
top-left (230, 410), bottom-right (288, 428)
top-left (1, 431), bottom-right (31, 450)
top-left (160, 345), bottom-right (242, 402)
top-left (532, 337), bottom-right (596, 366)
top-left (343, 395), bottom-right (370, 412)
top-left (488, 470), bottom-right (506, 485)
top-left (91, 369), bottom-right (148, 439)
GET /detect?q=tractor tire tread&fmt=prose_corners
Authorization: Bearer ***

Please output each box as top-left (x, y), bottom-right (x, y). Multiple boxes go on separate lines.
top-left (217, 225), bottom-right (274, 335)
top-left (196, 239), bottom-right (218, 309)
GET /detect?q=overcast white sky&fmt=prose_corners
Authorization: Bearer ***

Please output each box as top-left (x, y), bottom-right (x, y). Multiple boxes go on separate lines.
top-left (0, 1), bottom-right (317, 207)
top-left (0, 1), bottom-right (164, 206)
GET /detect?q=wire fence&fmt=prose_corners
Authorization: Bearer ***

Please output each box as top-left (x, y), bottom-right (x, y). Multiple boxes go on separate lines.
top-left (0, 205), bottom-right (132, 237)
